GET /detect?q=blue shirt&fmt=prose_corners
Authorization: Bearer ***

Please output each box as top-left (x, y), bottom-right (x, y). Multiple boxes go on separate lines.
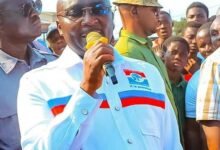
top-left (0, 47), bottom-right (56, 149)
top-left (185, 70), bottom-right (200, 118)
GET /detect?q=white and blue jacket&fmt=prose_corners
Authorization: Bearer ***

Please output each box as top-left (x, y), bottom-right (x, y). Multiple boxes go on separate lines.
top-left (18, 46), bottom-right (182, 150)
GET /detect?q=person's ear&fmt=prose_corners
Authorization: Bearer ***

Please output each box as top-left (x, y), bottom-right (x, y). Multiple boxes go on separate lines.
top-left (130, 6), bottom-right (138, 16)
top-left (56, 20), bottom-right (63, 37)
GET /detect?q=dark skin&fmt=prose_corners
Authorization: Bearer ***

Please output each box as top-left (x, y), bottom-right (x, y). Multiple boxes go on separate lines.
top-left (0, 0), bottom-right (41, 62)
top-left (210, 16), bottom-right (220, 49)
top-left (196, 27), bottom-right (214, 58)
top-left (183, 26), bottom-right (201, 74)
top-left (118, 5), bottom-right (160, 38)
top-left (153, 12), bottom-right (172, 58)
top-left (186, 7), bottom-right (208, 25)
top-left (183, 27), bottom-right (198, 59)
top-left (57, 0), bottom-right (114, 96)
top-left (47, 30), bottom-right (66, 56)
top-left (185, 119), bottom-right (204, 150)
top-left (156, 12), bottom-right (172, 42)
top-left (164, 41), bottom-right (188, 84)
top-left (185, 25), bottom-right (215, 150)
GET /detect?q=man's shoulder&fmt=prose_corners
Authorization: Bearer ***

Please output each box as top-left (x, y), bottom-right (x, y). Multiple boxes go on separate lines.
top-left (123, 56), bottom-right (162, 76)
top-left (23, 57), bottom-right (58, 80)
top-left (37, 49), bottom-right (58, 62)
top-left (115, 37), bottom-right (129, 53)
top-left (117, 35), bottom-right (146, 47)
top-left (115, 38), bottom-right (145, 59)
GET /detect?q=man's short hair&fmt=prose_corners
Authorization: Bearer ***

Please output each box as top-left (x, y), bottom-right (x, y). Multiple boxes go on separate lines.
top-left (182, 21), bottom-right (201, 35)
top-left (160, 10), bottom-right (172, 20)
top-left (163, 36), bottom-right (190, 52)
top-left (197, 22), bottom-right (212, 34)
top-left (186, 2), bottom-right (209, 18)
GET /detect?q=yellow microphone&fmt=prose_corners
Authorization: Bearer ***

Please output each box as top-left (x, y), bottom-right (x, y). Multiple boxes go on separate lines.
top-left (85, 32), bottom-right (118, 85)
top-left (85, 32), bottom-right (108, 49)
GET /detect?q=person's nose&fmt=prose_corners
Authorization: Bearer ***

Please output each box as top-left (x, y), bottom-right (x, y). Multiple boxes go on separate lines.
top-left (160, 23), bottom-right (166, 28)
top-left (174, 53), bottom-right (181, 60)
top-left (205, 44), bottom-right (213, 52)
top-left (192, 38), bottom-right (196, 44)
top-left (81, 9), bottom-right (98, 25)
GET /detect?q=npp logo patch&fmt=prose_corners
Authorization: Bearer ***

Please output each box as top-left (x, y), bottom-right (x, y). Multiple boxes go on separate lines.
top-left (123, 69), bottom-right (150, 89)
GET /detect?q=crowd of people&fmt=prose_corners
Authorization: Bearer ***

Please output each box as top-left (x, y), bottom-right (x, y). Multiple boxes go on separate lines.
top-left (0, 0), bottom-right (220, 149)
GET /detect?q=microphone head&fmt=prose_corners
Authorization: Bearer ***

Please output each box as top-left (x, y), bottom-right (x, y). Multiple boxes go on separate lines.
top-left (86, 32), bottom-right (103, 44)
top-left (85, 32), bottom-right (108, 50)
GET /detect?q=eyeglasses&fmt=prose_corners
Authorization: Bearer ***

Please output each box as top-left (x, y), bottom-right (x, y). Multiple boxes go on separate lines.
top-left (0, 1), bottom-right (42, 17)
top-left (57, 3), bottom-right (111, 22)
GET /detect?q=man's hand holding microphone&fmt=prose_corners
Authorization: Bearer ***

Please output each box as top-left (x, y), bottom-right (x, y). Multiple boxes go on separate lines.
top-left (80, 32), bottom-right (118, 96)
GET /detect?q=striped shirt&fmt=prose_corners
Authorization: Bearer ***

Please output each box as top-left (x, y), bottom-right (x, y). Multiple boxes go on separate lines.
top-left (196, 48), bottom-right (220, 120)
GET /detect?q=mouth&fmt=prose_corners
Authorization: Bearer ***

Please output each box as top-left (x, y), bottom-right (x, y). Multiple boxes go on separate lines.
top-left (59, 47), bottom-right (65, 51)
top-left (189, 45), bottom-right (198, 52)
top-left (81, 30), bottom-right (103, 39)
top-left (189, 49), bottom-right (197, 54)
top-left (173, 61), bottom-right (183, 67)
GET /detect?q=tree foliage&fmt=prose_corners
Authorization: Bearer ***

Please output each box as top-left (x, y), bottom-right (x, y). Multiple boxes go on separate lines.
top-left (173, 18), bottom-right (187, 36)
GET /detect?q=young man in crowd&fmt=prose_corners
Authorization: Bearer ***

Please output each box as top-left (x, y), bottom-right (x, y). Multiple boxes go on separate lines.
top-left (186, 2), bottom-right (209, 25)
top-left (197, 13), bottom-right (220, 150)
top-left (162, 36), bottom-right (189, 147)
top-left (0, 0), bottom-right (56, 149)
top-left (17, 0), bottom-right (182, 149)
top-left (152, 11), bottom-right (173, 58)
top-left (185, 22), bottom-right (215, 150)
top-left (182, 22), bottom-right (201, 80)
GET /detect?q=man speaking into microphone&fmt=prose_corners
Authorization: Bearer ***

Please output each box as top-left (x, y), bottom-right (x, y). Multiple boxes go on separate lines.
top-left (86, 32), bottom-right (118, 84)
top-left (17, 0), bottom-right (182, 149)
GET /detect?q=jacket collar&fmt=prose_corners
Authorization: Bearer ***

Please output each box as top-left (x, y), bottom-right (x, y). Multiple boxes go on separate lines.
top-left (0, 50), bottom-right (18, 74)
top-left (57, 45), bottom-right (124, 68)
top-left (0, 46), bottom-right (47, 74)
top-left (120, 29), bottom-right (152, 47)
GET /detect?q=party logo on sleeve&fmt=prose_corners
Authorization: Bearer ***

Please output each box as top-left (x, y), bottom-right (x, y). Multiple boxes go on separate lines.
top-left (123, 69), bottom-right (150, 90)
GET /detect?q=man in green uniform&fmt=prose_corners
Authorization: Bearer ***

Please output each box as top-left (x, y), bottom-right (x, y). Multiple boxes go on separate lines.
top-left (113, 0), bottom-right (178, 116)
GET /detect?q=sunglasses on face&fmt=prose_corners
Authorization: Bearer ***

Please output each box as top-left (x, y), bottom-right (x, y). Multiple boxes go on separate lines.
top-left (58, 3), bottom-right (111, 22)
top-left (0, 0), bottom-right (42, 17)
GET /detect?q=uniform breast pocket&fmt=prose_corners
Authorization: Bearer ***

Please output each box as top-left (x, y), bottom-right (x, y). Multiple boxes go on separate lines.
top-left (140, 125), bottom-right (162, 150)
